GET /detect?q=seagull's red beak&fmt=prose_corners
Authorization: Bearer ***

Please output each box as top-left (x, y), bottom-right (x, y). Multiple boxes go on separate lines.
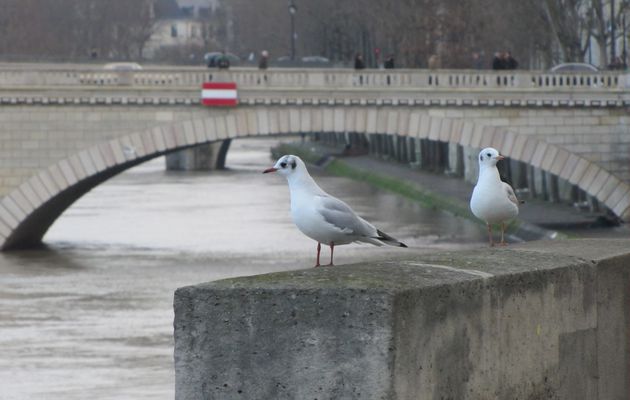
top-left (494, 155), bottom-right (505, 161)
top-left (263, 167), bottom-right (278, 174)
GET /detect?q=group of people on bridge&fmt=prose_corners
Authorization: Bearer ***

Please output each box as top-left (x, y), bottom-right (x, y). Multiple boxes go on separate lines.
top-left (206, 48), bottom-right (523, 71)
top-left (491, 51), bottom-right (518, 70)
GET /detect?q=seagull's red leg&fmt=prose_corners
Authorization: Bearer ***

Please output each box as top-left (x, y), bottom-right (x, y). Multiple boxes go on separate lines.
top-left (499, 222), bottom-right (508, 246)
top-left (314, 243), bottom-right (321, 267)
top-left (327, 242), bottom-right (335, 266)
top-left (487, 223), bottom-right (495, 247)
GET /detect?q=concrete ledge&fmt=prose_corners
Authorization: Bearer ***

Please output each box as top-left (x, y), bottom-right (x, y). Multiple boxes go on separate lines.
top-left (174, 239), bottom-right (630, 399)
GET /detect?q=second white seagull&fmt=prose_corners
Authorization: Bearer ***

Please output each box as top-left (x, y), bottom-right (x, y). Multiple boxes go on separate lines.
top-left (470, 147), bottom-right (520, 246)
top-left (264, 155), bottom-right (407, 267)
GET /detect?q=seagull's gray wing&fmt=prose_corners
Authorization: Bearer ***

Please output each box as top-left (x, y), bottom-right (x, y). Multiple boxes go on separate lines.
top-left (503, 182), bottom-right (520, 206)
top-left (316, 195), bottom-right (375, 236)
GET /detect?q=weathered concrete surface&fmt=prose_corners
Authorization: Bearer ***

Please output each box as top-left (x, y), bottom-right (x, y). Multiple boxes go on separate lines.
top-left (173, 239), bottom-right (630, 400)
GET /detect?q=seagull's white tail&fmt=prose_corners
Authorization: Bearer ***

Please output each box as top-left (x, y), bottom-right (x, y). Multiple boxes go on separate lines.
top-left (375, 229), bottom-right (407, 248)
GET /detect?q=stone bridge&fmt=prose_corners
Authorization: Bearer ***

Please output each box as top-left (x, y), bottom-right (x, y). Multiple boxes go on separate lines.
top-left (0, 64), bottom-right (629, 249)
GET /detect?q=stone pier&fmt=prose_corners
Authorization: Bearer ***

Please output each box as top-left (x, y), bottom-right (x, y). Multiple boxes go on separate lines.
top-left (165, 140), bottom-right (232, 171)
top-left (173, 239), bottom-right (630, 400)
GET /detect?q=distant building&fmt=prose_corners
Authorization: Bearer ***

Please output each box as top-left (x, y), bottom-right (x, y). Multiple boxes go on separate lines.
top-left (143, 0), bottom-right (214, 60)
top-left (177, 0), bottom-right (219, 13)
top-left (143, 19), bottom-right (205, 58)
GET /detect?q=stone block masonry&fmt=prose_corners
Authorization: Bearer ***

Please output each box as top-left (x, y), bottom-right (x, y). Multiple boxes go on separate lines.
top-left (174, 239), bottom-right (630, 400)
top-left (0, 105), bottom-right (216, 196)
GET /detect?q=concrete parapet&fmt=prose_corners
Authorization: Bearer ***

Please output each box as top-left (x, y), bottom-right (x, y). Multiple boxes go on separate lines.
top-left (174, 239), bottom-right (630, 400)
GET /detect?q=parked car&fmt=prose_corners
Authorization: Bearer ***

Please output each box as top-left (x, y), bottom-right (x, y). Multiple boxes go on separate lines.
top-left (103, 62), bottom-right (143, 71)
top-left (204, 52), bottom-right (241, 67)
top-left (301, 56), bottom-right (330, 64)
top-left (550, 63), bottom-right (599, 72)
top-left (276, 56), bottom-right (292, 63)
top-left (275, 55), bottom-right (331, 67)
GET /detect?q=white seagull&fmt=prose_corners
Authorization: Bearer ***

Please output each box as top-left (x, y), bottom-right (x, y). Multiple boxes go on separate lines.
top-left (470, 147), bottom-right (520, 246)
top-left (264, 155), bottom-right (407, 267)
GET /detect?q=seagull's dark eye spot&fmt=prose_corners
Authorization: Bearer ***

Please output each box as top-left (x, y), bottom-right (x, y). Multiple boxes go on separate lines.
top-left (486, 153), bottom-right (492, 157)
top-left (280, 162), bottom-right (287, 168)
top-left (479, 155), bottom-right (483, 161)
top-left (291, 161), bottom-right (297, 169)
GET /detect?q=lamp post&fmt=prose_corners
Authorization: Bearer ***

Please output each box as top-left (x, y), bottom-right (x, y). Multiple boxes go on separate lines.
top-left (623, 13), bottom-right (627, 68)
top-left (611, 0), bottom-right (617, 64)
top-left (288, 1), bottom-right (297, 61)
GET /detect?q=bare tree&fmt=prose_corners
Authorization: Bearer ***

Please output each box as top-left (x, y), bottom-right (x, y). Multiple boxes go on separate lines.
top-left (111, 0), bottom-right (156, 59)
top-left (540, 0), bottom-right (591, 63)
top-left (198, 6), bottom-right (221, 52)
top-left (590, 0), bottom-right (630, 68)
top-left (0, 0), bottom-right (607, 68)
top-left (0, 0), bottom-right (156, 61)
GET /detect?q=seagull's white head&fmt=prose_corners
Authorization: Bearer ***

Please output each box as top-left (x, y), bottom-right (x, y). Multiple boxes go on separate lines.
top-left (478, 147), bottom-right (504, 168)
top-left (263, 154), bottom-right (305, 177)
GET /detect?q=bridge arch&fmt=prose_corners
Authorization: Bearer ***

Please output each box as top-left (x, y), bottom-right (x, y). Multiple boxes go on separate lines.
top-left (1, 106), bottom-right (628, 250)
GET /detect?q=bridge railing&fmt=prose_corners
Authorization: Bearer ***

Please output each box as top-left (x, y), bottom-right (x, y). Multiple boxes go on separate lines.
top-left (0, 66), bottom-right (626, 91)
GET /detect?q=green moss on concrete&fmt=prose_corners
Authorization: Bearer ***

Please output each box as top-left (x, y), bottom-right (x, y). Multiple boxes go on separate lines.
top-left (326, 159), bottom-right (476, 220)
top-left (191, 263), bottom-right (480, 292)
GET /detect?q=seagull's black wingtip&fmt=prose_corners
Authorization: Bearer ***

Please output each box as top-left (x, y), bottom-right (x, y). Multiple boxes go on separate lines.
top-left (376, 229), bottom-right (407, 248)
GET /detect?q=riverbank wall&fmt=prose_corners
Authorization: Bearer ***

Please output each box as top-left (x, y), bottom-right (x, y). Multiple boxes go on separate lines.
top-left (307, 131), bottom-right (614, 222)
top-left (174, 239), bottom-right (630, 400)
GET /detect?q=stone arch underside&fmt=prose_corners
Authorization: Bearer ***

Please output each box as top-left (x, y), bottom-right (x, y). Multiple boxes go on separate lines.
top-left (1, 106), bottom-right (628, 250)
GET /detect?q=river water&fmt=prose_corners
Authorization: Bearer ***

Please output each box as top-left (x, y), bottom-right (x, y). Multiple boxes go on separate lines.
top-left (0, 138), bottom-right (487, 400)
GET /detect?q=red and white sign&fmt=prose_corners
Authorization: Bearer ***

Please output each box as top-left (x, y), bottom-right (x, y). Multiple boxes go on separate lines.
top-left (201, 82), bottom-right (238, 106)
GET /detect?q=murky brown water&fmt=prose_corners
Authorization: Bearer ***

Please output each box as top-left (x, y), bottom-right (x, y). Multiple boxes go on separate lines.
top-left (0, 138), bottom-right (487, 399)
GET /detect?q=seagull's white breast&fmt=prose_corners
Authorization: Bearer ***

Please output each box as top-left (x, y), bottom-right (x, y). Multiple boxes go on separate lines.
top-left (290, 191), bottom-right (354, 245)
top-left (470, 174), bottom-right (519, 224)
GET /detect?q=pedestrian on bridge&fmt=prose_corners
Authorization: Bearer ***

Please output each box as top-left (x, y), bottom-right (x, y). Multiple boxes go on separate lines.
top-left (384, 54), bottom-right (395, 69)
top-left (504, 51), bottom-right (518, 69)
top-left (217, 51), bottom-right (230, 69)
top-left (258, 50), bottom-right (269, 70)
top-left (492, 52), bottom-right (504, 70)
top-left (354, 53), bottom-right (366, 70)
